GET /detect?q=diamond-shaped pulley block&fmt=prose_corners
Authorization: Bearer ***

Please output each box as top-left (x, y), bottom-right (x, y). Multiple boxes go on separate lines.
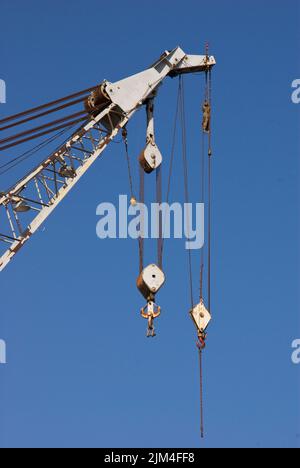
top-left (190, 301), bottom-right (211, 333)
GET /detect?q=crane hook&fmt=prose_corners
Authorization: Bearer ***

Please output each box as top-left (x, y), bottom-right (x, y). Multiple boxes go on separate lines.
top-left (140, 301), bottom-right (161, 338)
top-left (196, 331), bottom-right (207, 350)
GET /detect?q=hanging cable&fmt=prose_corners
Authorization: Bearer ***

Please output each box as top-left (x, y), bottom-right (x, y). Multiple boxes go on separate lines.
top-left (137, 97), bottom-right (164, 275)
top-left (138, 164), bottom-right (145, 274)
top-left (180, 75), bottom-right (204, 438)
top-left (161, 80), bottom-right (181, 260)
top-left (122, 127), bottom-right (136, 205)
top-left (200, 59), bottom-right (213, 313)
top-left (156, 165), bottom-right (163, 269)
top-left (180, 48), bottom-right (214, 439)
top-left (199, 130), bottom-right (205, 301)
top-left (198, 344), bottom-right (204, 438)
top-left (199, 69), bottom-right (208, 302)
top-left (179, 76), bottom-right (194, 310)
top-left (198, 47), bottom-right (214, 440)
top-left (208, 147), bottom-right (212, 313)
top-left (207, 67), bottom-right (213, 313)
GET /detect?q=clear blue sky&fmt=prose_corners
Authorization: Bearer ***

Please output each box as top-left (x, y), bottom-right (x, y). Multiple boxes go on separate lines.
top-left (0, 0), bottom-right (299, 448)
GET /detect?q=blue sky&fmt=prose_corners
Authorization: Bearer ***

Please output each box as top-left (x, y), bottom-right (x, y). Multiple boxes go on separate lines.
top-left (0, 0), bottom-right (299, 448)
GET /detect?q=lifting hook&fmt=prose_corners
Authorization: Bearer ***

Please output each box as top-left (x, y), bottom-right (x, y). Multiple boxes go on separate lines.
top-left (140, 300), bottom-right (161, 338)
top-left (196, 331), bottom-right (207, 351)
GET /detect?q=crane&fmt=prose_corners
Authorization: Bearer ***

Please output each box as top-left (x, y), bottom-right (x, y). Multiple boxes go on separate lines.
top-left (0, 45), bottom-right (216, 438)
top-left (0, 46), bottom-right (215, 272)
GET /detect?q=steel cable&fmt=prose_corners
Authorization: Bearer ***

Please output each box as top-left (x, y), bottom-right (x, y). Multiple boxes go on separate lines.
top-left (0, 86), bottom-right (97, 125)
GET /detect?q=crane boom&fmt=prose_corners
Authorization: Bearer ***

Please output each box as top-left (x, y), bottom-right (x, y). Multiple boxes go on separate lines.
top-left (0, 46), bottom-right (215, 271)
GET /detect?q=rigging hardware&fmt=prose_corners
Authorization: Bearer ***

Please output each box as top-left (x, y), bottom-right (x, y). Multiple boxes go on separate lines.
top-left (139, 98), bottom-right (163, 174)
top-left (137, 98), bottom-right (166, 337)
top-left (190, 299), bottom-right (212, 337)
top-left (186, 45), bottom-right (214, 439)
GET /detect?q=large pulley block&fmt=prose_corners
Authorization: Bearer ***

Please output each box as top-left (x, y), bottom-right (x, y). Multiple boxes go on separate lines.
top-left (137, 264), bottom-right (165, 301)
top-left (139, 141), bottom-right (163, 174)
